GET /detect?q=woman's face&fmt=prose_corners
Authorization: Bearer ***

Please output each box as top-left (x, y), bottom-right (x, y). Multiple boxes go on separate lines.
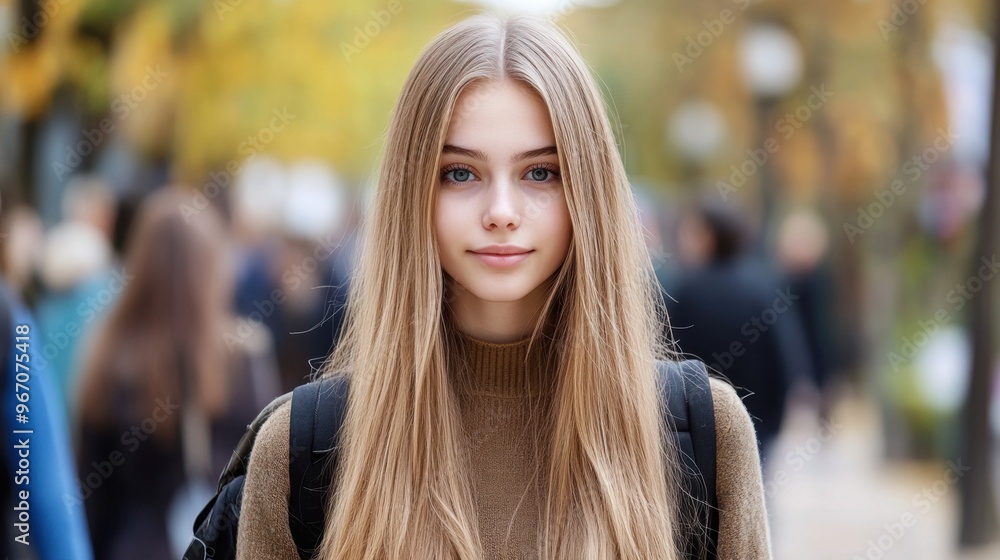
top-left (434, 79), bottom-right (572, 323)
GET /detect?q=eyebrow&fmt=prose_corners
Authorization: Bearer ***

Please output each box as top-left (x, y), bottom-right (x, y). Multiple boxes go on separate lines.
top-left (441, 144), bottom-right (558, 164)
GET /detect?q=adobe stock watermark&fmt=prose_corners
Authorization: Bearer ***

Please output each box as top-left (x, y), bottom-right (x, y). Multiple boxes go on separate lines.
top-left (6, 0), bottom-right (74, 53)
top-left (843, 127), bottom-right (958, 244)
top-left (716, 84), bottom-right (834, 201)
top-left (706, 287), bottom-right (799, 373)
top-left (549, 0), bottom-right (584, 19)
top-left (448, 79), bottom-right (508, 133)
top-left (179, 106), bottom-right (296, 222)
top-left (340, 0), bottom-right (408, 63)
top-left (64, 396), bottom-right (182, 508)
top-left (887, 254), bottom-right (999, 372)
top-left (524, 188), bottom-right (557, 221)
top-left (878, 0), bottom-right (929, 41)
top-left (672, 0), bottom-right (751, 73)
top-left (52, 65), bottom-right (170, 180)
top-left (650, 242), bottom-right (674, 270)
top-left (763, 417), bottom-right (843, 497)
top-left (852, 459), bottom-right (969, 560)
top-left (213, 0), bottom-right (247, 20)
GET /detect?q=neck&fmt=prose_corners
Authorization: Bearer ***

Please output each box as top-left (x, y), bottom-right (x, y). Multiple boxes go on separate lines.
top-left (451, 328), bottom-right (551, 398)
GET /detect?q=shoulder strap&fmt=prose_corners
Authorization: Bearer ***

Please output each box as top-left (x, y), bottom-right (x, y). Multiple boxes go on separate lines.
top-left (284, 368), bottom-right (715, 559)
top-left (658, 359), bottom-right (719, 560)
top-left (288, 377), bottom-right (349, 560)
top-left (216, 391), bottom-right (292, 491)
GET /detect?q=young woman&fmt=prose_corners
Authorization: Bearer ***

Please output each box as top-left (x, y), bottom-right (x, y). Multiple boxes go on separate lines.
top-left (237, 13), bottom-right (771, 560)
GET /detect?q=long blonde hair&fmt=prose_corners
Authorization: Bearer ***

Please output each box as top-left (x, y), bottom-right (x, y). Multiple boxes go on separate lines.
top-left (319, 13), bottom-right (685, 559)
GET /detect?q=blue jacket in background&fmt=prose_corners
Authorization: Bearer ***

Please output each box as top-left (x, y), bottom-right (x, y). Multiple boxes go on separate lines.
top-left (2, 280), bottom-right (93, 559)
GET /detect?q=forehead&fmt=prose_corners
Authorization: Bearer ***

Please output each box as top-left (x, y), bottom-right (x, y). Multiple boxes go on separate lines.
top-left (444, 79), bottom-right (555, 151)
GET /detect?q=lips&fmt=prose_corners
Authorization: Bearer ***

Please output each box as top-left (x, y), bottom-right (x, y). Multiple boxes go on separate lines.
top-left (469, 249), bottom-right (533, 268)
top-left (471, 245), bottom-right (532, 255)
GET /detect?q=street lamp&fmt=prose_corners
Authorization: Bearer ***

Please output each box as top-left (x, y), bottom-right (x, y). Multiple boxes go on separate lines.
top-left (737, 20), bottom-right (804, 254)
top-left (738, 21), bottom-right (804, 99)
top-left (667, 98), bottom-right (728, 184)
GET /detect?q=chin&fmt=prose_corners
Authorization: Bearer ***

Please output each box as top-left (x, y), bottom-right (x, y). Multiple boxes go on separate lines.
top-left (458, 278), bottom-right (537, 304)
top-left (469, 288), bottom-right (530, 303)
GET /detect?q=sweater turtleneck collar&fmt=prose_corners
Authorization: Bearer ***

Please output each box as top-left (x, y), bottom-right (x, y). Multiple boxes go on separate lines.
top-left (452, 329), bottom-right (550, 398)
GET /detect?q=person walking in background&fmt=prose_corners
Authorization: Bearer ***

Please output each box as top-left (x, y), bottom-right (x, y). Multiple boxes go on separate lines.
top-left (227, 159), bottom-right (357, 392)
top-left (270, 162), bottom-right (355, 391)
top-left (663, 198), bottom-right (813, 462)
top-left (776, 209), bottom-right (841, 421)
top-left (73, 187), bottom-right (280, 560)
top-left (227, 157), bottom-right (289, 382)
top-left (35, 175), bottom-right (120, 416)
top-left (0, 189), bottom-right (93, 558)
top-left (35, 219), bottom-right (116, 416)
top-left (0, 204), bottom-right (45, 306)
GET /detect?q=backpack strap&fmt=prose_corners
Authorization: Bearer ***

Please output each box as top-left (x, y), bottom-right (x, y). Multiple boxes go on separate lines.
top-left (658, 359), bottom-right (719, 559)
top-left (288, 377), bottom-right (349, 559)
top-left (216, 391), bottom-right (292, 491)
top-left (185, 390), bottom-right (293, 560)
top-left (286, 366), bottom-right (717, 559)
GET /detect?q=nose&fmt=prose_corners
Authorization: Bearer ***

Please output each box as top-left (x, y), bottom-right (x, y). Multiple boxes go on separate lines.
top-left (482, 178), bottom-right (520, 230)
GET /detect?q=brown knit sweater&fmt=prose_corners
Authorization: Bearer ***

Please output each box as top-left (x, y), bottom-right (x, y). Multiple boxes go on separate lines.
top-left (236, 332), bottom-right (772, 559)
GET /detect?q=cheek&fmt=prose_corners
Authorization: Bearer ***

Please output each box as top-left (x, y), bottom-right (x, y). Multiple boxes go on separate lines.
top-left (434, 196), bottom-right (462, 256)
top-left (545, 195), bottom-right (573, 255)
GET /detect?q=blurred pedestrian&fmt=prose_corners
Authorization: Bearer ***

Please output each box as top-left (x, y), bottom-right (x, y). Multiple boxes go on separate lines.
top-left (74, 187), bottom-right (280, 560)
top-left (663, 198), bottom-right (812, 461)
top-left (270, 161), bottom-right (354, 391)
top-left (36, 175), bottom-right (119, 415)
top-left (776, 208), bottom-right (840, 420)
top-left (60, 175), bottom-right (117, 243)
top-left (228, 157), bottom-right (287, 374)
top-left (0, 205), bottom-right (45, 306)
top-left (0, 217), bottom-right (93, 559)
top-left (36, 220), bottom-right (115, 416)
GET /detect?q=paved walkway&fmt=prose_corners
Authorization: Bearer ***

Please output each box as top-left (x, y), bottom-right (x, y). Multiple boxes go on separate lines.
top-left (766, 393), bottom-right (1000, 560)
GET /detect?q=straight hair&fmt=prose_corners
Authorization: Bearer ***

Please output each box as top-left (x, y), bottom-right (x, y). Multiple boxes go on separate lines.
top-left (318, 13), bottom-right (686, 560)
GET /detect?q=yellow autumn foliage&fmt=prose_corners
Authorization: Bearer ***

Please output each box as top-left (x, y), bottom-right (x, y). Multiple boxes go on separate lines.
top-left (0, 0), bottom-right (966, 197)
top-left (0, 0), bottom-right (84, 117)
top-left (173, 0), bottom-right (460, 182)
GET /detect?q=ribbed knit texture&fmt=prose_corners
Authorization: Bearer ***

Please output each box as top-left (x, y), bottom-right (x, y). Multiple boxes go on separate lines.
top-left (451, 331), bottom-right (552, 557)
top-left (235, 333), bottom-right (773, 559)
top-left (451, 329), bottom-right (547, 397)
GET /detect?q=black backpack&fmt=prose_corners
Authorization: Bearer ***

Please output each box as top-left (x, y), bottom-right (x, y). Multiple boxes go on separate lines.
top-left (184, 360), bottom-right (719, 560)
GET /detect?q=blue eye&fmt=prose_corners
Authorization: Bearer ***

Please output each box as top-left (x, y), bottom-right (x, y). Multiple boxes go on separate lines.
top-left (530, 168), bottom-right (549, 181)
top-left (525, 166), bottom-right (560, 183)
top-left (442, 166), bottom-right (476, 184)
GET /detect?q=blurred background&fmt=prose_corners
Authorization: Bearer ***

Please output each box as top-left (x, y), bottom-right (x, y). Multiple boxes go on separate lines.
top-left (0, 0), bottom-right (998, 558)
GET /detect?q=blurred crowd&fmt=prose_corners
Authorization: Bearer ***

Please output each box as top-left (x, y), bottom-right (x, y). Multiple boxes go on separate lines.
top-left (0, 156), bottom-right (359, 559)
top-left (648, 194), bottom-right (844, 463)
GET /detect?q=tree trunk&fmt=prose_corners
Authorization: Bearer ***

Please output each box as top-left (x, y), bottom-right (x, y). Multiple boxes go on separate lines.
top-left (957, 2), bottom-right (1000, 547)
